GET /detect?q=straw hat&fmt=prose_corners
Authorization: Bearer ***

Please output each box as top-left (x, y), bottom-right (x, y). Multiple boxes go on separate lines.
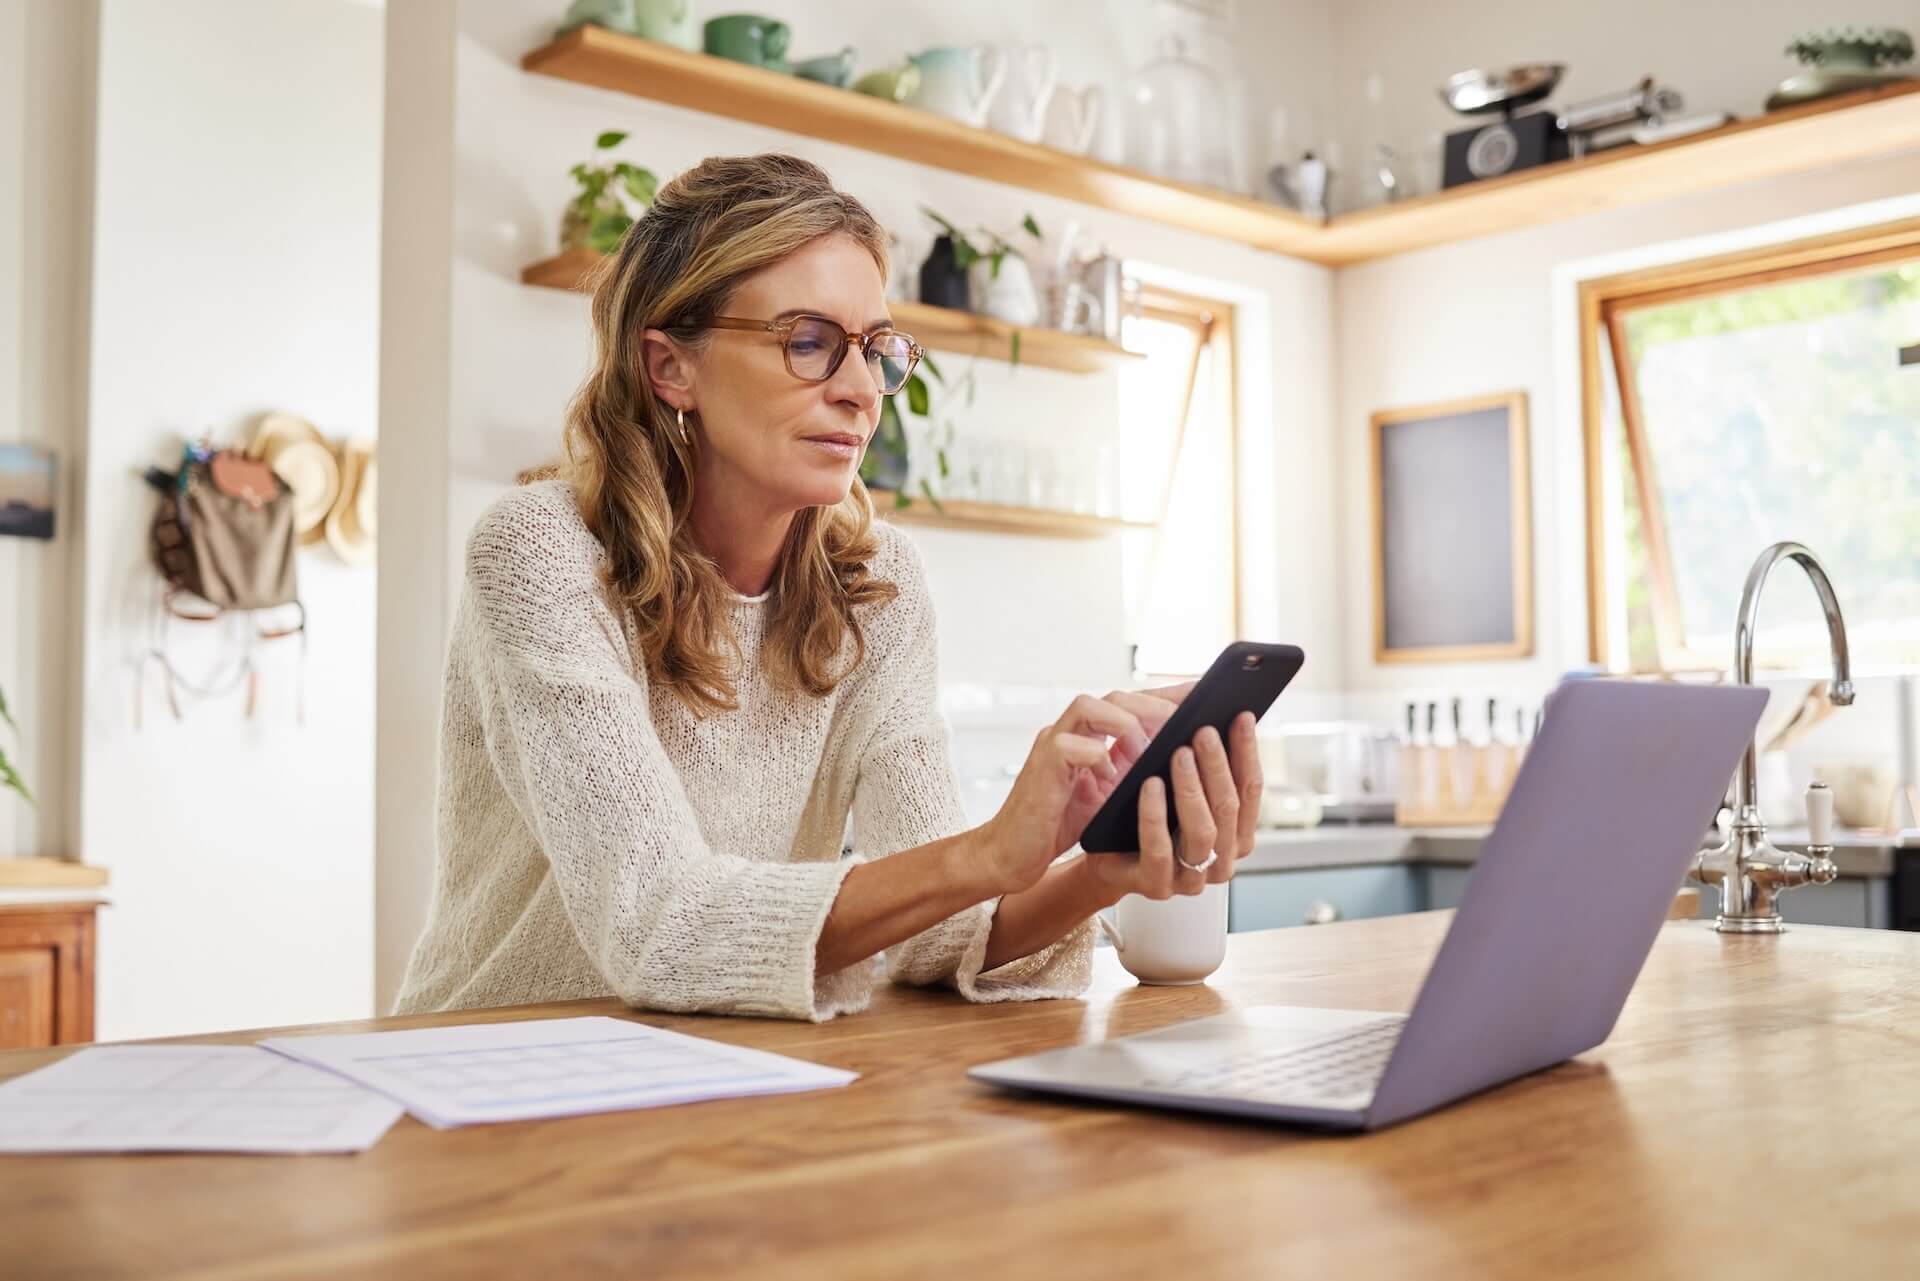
top-left (324, 439), bottom-right (377, 566)
top-left (247, 412), bottom-right (338, 546)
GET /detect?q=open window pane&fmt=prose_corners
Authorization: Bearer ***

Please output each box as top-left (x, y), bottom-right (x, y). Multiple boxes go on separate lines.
top-left (1616, 259), bottom-right (1920, 668)
top-left (1118, 301), bottom-right (1237, 677)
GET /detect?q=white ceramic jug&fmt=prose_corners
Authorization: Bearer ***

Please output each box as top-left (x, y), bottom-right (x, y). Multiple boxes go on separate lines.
top-left (906, 45), bottom-right (1006, 127)
top-left (1041, 84), bottom-right (1102, 154)
top-left (985, 44), bottom-right (1058, 142)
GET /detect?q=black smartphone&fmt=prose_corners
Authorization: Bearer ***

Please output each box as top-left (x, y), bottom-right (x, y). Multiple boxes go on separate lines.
top-left (1076, 642), bottom-right (1304, 855)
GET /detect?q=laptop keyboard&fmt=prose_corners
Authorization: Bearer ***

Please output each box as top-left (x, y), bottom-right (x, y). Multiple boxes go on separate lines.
top-left (1149, 1016), bottom-right (1405, 1106)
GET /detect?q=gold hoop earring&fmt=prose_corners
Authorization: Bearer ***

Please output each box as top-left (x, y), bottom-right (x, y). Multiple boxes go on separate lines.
top-left (676, 406), bottom-right (690, 446)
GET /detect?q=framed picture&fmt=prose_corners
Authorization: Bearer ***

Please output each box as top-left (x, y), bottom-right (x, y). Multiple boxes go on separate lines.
top-left (0, 445), bottom-right (56, 541)
top-left (1370, 391), bottom-right (1533, 664)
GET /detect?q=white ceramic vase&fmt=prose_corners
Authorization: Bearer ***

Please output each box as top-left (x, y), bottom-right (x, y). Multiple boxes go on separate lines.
top-left (968, 253), bottom-right (1040, 327)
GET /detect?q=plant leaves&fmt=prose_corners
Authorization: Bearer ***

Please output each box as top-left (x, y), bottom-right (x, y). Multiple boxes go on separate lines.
top-left (919, 478), bottom-right (945, 514)
top-left (587, 210), bottom-right (633, 254)
top-left (893, 489), bottom-right (911, 510)
top-left (1022, 213), bottom-right (1042, 239)
top-left (1008, 329), bottom-right (1021, 368)
top-left (569, 163), bottom-right (589, 182)
top-left (935, 447), bottom-right (950, 479)
top-left (920, 351), bottom-right (944, 382)
top-left (906, 371), bottom-right (930, 417)
top-left (622, 167), bottom-right (658, 204)
top-left (0, 745), bottom-right (30, 805)
top-left (950, 239), bottom-right (978, 270)
top-left (989, 250), bottom-right (1004, 280)
top-left (921, 206), bottom-right (965, 241)
top-left (596, 130), bottom-right (628, 149)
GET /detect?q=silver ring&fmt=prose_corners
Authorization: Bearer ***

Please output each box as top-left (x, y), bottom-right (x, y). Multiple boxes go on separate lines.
top-left (1175, 850), bottom-right (1219, 874)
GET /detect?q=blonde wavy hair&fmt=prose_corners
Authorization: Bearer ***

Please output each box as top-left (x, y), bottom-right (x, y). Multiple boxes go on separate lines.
top-left (556, 153), bottom-right (899, 716)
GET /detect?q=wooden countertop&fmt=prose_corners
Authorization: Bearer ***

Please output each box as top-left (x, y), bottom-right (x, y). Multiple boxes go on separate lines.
top-left (5, 913), bottom-right (1918, 1279)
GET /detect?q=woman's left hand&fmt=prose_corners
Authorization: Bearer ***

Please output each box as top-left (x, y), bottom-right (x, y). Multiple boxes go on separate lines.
top-left (1080, 709), bottom-right (1264, 900)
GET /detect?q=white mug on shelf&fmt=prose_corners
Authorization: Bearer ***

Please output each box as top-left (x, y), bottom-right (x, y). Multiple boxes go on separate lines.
top-left (1095, 881), bottom-right (1229, 985)
top-left (1041, 85), bottom-right (1103, 155)
top-left (985, 44), bottom-right (1058, 142)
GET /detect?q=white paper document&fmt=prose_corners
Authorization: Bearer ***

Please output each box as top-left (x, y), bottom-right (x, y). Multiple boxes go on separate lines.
top-left (0, 1045), bottom-right (406, 1154)
top-left (259, 1015), bottom-right (858, 1129)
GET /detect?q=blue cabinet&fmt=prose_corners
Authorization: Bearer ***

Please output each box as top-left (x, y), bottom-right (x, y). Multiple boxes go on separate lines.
top-left (1229, 857), bottom-right (1892, 932)
top-left (1229, 865), bottom-right (1422, 932)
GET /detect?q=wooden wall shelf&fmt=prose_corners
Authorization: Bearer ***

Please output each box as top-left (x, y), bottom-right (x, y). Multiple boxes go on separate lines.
top-left (1313, 80), bottom-right (1920, 265)
top-left (520, 28), bottom-right (1326, 258)
top-left (521, 250), bottom-right (1139, 374)
top-left (522, 28), bottom-right (1920, 267)
top-left (868, 493), bottom-right (1152, 538)
top-left (0, 860), bottom-right (108, 890)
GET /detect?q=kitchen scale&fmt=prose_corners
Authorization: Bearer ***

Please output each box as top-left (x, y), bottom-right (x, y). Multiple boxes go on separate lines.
top-left (1438, 65), bottom-right (1706, 187)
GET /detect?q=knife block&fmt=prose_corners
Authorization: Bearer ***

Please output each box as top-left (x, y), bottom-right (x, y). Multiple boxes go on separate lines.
top-left (1395, 742), bottom-right (1523, 827)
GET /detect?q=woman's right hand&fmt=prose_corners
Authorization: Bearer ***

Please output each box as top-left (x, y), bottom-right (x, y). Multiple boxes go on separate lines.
top-left (977, 687), bottom-right (1187, 894)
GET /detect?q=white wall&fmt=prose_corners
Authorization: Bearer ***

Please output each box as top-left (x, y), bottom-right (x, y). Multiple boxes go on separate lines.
top-left (372, 0), bottom-right (1345, 1007)
top-left (80, 0), bottom-right (383, 1039)
top-left (0, 0), bottom-right (95, 862)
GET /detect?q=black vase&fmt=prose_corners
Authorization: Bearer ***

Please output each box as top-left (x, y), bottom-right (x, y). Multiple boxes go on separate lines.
top-left (918, 235), bottom-right (971, 311)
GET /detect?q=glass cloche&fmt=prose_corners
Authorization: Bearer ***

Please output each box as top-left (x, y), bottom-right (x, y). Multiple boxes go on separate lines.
top-left (1119, 33), bottom-right (1236, 191)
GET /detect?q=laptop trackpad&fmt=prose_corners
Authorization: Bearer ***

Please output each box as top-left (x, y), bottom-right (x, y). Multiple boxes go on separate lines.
top-left (978, 1005), bottom-right (1400, 1091)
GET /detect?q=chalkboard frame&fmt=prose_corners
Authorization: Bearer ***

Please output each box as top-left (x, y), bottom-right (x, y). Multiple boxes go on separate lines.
top-left (1370, 390), bottom-right (1534, 664)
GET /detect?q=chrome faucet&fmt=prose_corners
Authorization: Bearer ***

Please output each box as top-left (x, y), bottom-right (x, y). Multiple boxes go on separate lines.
top-left (1693, 542), bottom-right (1855, 933)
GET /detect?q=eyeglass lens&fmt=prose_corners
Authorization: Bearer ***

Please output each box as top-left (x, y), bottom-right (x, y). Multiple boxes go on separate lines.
top-left (784, 317), bottom-right (916, 394)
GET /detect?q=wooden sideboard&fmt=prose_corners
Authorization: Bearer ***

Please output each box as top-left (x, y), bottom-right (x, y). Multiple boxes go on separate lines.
top-left (0, 902), bottom-right (98, 1049)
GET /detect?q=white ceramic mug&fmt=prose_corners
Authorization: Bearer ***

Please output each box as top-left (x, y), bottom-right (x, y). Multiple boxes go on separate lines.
top-left (1095, 881), bottom-right (1228, 985)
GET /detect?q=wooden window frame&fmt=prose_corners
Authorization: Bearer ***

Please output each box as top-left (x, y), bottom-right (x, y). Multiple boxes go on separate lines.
top-left (1579, 215), bottom-right (1920, 671)
top-left (1369, 390), bottom-right (1535, 665)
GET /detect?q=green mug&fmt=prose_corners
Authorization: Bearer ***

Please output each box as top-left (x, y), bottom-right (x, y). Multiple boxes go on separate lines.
top-left (703, 14), bottom-right (791, 69)
top-left (852, 63), bottom-right (921, 103)
top-left (791, 46), bottom-right (857, 88)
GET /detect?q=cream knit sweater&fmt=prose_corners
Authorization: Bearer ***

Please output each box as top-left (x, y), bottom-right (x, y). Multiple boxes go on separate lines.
top-left (393, 480), bottom-right (1092, 1021)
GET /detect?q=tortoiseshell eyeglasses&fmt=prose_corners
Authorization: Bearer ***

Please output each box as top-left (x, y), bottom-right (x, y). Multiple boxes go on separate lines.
top-left (703, 314), bottom-right (923, 395)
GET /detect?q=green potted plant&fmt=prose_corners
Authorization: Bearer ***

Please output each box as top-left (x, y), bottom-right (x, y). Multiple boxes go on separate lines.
top-left (864, 354), bottom-right (946, 505)
top-left (921, 208), bottom-right (1044, 327)
top-left (0, 682), bottom-right (29, 806)
top-left (562, 130), bottom-right (659, 254)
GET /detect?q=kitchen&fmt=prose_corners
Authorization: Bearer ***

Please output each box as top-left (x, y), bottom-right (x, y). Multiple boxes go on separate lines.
top-left (2, 0), bottom-right (1919, 1275)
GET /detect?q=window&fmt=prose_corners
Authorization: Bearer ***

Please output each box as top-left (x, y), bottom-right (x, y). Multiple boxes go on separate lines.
top-left (1583, 221), bottom-right (1920, 673)
top-left (1118, 286), bottom-right (1240, 678)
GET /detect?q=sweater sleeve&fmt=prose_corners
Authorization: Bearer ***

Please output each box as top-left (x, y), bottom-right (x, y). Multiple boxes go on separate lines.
top-left (462, 500), bottom-right (866, 1022)
top-left (849, 533), bottom-right (1093, 1003)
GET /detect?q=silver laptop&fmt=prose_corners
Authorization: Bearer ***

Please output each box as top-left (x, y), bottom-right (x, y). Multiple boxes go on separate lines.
top-left (970, 679), bottom-right (1767, 1131)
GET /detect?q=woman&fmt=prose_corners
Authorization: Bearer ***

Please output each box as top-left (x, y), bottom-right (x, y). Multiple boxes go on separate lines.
top-left (394, 154), bottom-right (1263, 1021)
